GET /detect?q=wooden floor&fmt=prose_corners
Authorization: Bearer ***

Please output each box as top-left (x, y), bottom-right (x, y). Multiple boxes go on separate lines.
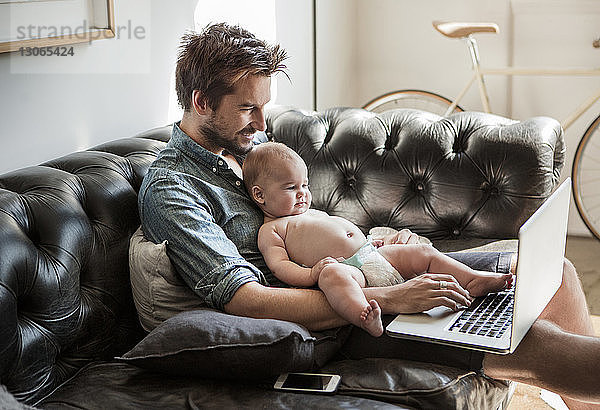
top-left (507, 235), bottom-right (600, 409)
top-left (566, 236), bottom-right (600, 315)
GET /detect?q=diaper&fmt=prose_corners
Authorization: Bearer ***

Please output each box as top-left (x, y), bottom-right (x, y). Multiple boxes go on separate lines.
top-left (341, 240), bottom-right (405, 287)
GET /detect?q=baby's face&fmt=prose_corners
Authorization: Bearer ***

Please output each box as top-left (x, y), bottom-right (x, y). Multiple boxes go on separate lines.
top-left (260, 160), bottom-right (311, 218)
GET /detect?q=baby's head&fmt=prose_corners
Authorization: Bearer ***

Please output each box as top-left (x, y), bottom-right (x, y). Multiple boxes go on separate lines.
top-left (243, 142), bottom-right (311, 219)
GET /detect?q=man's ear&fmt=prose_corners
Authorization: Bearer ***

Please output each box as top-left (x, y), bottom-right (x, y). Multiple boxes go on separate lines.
top-left (191, 90), bottom-right (210, 115)
top-left (251, 185), bottom-right (265, 204)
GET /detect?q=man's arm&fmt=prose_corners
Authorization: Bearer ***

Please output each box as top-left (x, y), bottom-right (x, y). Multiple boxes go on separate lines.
top-left (224, 281), bottom-right (347, 331)
top-left (225, 272), bottom-right (473, 331)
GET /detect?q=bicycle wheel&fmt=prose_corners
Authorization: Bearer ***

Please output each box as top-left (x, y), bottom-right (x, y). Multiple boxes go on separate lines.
top-left (362, 89), bottom-right (464, 116)
top-left (572, 113), bottom-right (600, 240)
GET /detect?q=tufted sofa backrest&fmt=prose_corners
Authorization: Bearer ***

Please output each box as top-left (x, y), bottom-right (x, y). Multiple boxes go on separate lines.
top-left (266, 107), bottom-right (564, 240)
top-left (0, 107), bottom-right (563, 405)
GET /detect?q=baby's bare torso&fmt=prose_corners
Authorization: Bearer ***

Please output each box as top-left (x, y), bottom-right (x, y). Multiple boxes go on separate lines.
top-left (265, 209), bottom-right (367, 267)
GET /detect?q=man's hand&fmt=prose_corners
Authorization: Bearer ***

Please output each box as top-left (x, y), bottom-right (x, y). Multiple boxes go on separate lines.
top-left (310, 256), bottom-right (340, 283)
top-left (382, 228), bottom-right (420, 245)
top-left (370, 273), bottom-right (473, 314)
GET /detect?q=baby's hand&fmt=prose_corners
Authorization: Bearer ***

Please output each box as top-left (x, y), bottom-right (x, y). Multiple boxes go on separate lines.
top-left (311, 256), bottom-right (339, 282)
top-left (383, 228), bottom-right (420, 245)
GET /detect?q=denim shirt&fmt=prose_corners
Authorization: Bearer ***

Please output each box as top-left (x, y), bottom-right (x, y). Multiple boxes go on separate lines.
top-left (138, 123), bottom-right (274, 310)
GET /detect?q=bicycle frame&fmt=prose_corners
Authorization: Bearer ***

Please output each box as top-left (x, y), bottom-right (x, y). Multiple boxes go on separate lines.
top-left (445, 36), bottom-right (600, 130)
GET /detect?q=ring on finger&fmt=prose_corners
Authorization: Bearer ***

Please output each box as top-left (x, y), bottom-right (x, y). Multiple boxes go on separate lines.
top-left (439, 280), bottom-right (448, 290)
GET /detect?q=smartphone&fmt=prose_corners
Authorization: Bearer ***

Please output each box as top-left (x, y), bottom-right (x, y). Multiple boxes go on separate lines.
top-left (274, 372), bottom-right (341, 394)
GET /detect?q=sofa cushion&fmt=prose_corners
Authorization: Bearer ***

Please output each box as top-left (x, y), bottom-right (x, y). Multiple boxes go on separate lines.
top-left (37, 360), bottom-right (508, 410)
top-left (321, 358), bottom-right (510, 409)
top-left (38, 362), bottom-right (416, 409)
top-left (129, 226), bottom-right (204, 331)
top-left (117, 308), bottom-right (350, 379)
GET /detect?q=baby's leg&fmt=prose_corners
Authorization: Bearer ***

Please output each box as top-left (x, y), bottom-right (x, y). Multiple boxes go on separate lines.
top-left (318, 263), bottom-right (383, 337)
top-left (378, 244), bottom-right (511, 297)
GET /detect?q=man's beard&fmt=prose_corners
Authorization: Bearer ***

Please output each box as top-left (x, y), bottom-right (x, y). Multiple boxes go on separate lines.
top-left (199, 116), bottom-right (256, 156)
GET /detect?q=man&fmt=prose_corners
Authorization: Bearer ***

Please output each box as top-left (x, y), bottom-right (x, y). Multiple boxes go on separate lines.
top-left (139, 23), bottom-right (600, 408)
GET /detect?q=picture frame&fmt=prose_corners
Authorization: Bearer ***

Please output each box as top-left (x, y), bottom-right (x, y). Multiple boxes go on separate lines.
top-left (0, 0), bottom-right (115, 53)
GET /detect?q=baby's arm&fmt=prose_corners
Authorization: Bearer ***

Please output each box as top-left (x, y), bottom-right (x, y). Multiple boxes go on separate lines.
top-left (258, 223), bottom-right (321, 287)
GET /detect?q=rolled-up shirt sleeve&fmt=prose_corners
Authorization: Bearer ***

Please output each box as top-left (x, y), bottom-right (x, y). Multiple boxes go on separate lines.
top-left (139, 172), bottom-right (267, 311)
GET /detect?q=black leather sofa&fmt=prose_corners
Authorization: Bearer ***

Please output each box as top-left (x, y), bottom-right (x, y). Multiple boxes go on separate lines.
top-left (0, 107), bottom-right (564, 409)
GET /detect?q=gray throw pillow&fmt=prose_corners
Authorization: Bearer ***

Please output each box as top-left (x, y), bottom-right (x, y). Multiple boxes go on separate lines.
top-left (118, 309), bottom-right (350, 379)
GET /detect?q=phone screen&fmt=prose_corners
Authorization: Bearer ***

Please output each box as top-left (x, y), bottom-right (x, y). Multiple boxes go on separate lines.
top-left (281, 373), bottom-right (332, 390)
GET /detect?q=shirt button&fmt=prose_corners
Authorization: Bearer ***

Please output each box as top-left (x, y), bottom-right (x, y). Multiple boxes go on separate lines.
top-left (212, 167), bottom-right (217, 172)
top-left (235, 181), bottom-right (241, 186)
top-left (218, 160), bottom-right (223, 166)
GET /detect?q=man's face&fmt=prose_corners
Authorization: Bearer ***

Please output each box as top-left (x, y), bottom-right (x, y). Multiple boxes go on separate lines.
top-left (200, 74), bottom-right (271, 156)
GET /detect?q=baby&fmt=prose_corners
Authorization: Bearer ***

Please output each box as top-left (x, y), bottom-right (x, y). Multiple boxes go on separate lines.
top-left (243, 142), bottom-right (512, 337)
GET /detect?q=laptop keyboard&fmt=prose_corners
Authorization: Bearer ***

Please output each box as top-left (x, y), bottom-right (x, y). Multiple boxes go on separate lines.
top-left (448, 287), bottom-right (514, 338)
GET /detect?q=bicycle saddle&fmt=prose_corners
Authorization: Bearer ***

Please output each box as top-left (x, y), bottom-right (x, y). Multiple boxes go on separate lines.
top-left (432, 21), bottom-right (499, 38)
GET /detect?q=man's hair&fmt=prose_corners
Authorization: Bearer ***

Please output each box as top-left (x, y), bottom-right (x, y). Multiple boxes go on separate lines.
top-left (243, 142), bottom-right (305, 191)
top-left (176, 22), bottom-right (288, 112)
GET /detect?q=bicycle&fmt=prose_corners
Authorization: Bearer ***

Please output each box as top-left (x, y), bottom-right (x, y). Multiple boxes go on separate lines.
top-left (363, 20), bottom-right (600, 241)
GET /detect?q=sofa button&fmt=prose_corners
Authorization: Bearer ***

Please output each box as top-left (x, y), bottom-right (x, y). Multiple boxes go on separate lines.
top-left (347, 176), bottom-right (356, 189)
top-left (416, 183), bottom-right (424, 191)
top-left (452, 228), bottom-right (461, 236)
top-left (482, 181), bottom-right (501, 197)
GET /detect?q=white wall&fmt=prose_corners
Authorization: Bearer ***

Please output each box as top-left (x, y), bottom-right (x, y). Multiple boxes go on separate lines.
top-left (353, 0), bottom-right (511, 112)
top-left (274, 0), bottom-right (360, 111)
top-left (0, 0), bottom-right (313, 175)
top-left (0, 0), bottom-right (196, 174)
top-left (315, 0), bottom-right (359, 110)
top-left (511, 0), bottom-right (600, 235)
top-left (275, 0), bottom-right (314, 110)
top-left (275, 0), bottom-right (360, 110)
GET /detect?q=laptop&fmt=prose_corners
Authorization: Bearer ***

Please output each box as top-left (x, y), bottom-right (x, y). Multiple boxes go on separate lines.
top-left (385, 178), bottom-right (571, 354)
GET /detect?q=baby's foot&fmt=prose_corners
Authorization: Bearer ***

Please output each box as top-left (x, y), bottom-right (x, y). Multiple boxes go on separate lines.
top-left (466, 271), bottom-right (513, 297)
top-left (360, 299), bottom-right (383, 337)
